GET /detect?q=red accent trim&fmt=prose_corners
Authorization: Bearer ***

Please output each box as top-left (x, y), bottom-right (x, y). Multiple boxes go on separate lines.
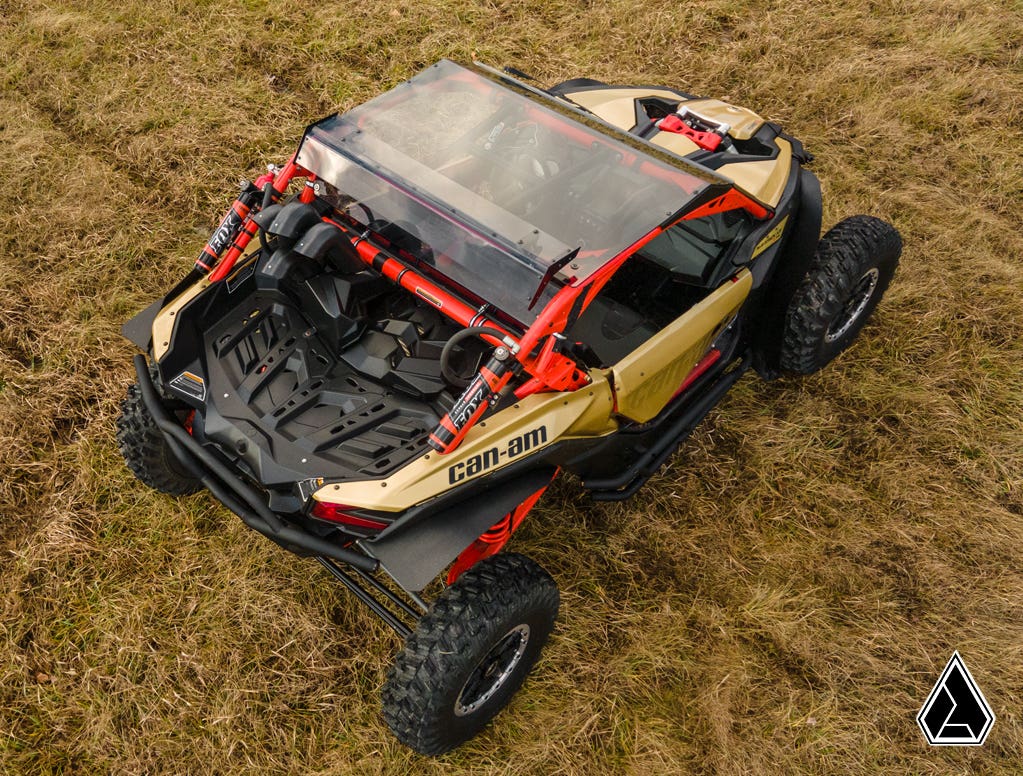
top-left (310, 501), bottom-right (390, 530)
top-left (530, 336), bottom-right (580, 391)
top-left (446, 472), bottom-right (557, 584)
top-left (513, 377), bottom-right (548, 400)
top-left (682, 189), bottom-right (771, 221)
top-left (656, 114), bottom-right (723, 151)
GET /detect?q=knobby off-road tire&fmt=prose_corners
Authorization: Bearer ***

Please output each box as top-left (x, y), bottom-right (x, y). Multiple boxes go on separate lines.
top-left (780, 215), bottom-right (901, 374)
top-left (116, 372), bottom-right (202, 496)
top-left (382, 553), bottom-right (560, 755)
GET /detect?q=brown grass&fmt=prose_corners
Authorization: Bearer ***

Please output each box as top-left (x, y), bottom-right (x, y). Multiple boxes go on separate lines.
top-left (1, 0), bottom-right (1022, 772)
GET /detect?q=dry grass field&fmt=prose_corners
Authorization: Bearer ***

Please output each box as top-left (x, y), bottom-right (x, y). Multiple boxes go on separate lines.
top-left (1, 0), bottom-right (1022, 772)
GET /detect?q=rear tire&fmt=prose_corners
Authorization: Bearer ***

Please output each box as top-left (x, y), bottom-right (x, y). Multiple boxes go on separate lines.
top-left (116, 372), bottom-right (202, 496)
top-left (382, 553), bottom-right (559, 755)
top-left (779, 215), bottom-right (901, 374)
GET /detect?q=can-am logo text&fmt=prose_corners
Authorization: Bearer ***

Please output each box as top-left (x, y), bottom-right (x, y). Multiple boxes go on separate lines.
top-left (448, 426), bottom-right (548, 484)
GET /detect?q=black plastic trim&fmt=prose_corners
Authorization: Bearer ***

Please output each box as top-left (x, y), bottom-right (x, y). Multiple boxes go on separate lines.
top-left (121, 269), bottom-right (205, 351)
top-left (133, 355), bottom-right (380, 574)
top-left (751, 167), bottom-right (822, 377)
top-left (121, 297), bottom-right (164, 351)
top-left (583, 360), bottom-right (749, 499)
top-left (694, 121), bottom-right (783, 170)
top-left (549, 81), bottom-right (697, 102)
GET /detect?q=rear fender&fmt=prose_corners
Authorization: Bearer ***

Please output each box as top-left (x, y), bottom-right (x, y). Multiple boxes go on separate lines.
top-left (367, 467), bottom-right (557, 591)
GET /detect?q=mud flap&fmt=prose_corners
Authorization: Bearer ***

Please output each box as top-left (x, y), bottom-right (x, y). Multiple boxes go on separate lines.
top-left (366, 467), bottom-right (556, 591)
top-left (121, 297), bottom-right (164, 351)
top-left (121, 269), bottom-right (205, 351)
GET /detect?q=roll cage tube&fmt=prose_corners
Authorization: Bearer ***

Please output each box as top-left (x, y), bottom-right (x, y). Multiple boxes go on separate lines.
top-left (504, 188), bottom-right (774, 398)
top-left (328, 218), bottom-right (521, 346)
top-left (319, 215), bottom-right (592, 393)
top-left (203, 156), bottom-right (315, 283)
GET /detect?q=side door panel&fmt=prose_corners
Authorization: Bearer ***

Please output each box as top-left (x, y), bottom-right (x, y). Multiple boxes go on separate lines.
top-left (611, 268), bottom-right (752, 423)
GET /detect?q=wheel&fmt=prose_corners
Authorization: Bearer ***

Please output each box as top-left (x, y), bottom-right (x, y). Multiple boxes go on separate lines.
top-left (116, 370), bottom-right (202, 496)
top-left (382, 553), bottom-right (559, 755)
top-left (779, 215), bottom-right (901, 374)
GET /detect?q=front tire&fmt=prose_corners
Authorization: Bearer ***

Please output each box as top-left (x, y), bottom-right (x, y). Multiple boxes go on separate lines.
top-left (116, 373), bottom-right (202, 496)
top-left (779, 215), bottom-right (901, 374)
top-left (382, 553), bottom-right (559, 755)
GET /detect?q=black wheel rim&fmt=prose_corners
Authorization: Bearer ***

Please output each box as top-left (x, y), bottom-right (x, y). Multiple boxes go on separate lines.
top-left (454, 624), bottom-right (531, 717)
top-left (825, 267), bottom-right (880, 343)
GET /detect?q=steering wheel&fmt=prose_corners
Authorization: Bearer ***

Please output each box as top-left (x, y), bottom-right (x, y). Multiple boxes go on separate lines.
top-left (479, 122), bottom-right (560, 211)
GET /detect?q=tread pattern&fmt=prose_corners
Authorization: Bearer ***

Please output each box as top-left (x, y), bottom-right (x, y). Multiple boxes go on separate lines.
top-left (116, 375), bottom-right (202, 496)
top-left (779, 215), bottom-right (901, 375)
top-left (382, 553), bottom-right (559, 755)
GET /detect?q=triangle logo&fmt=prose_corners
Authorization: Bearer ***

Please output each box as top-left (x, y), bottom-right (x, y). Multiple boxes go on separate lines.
top-left (917, 651), bottom-right (995, 746)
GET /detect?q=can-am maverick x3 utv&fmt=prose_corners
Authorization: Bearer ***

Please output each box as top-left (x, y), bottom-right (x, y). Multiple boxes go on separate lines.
top-left (118, 60), bottom-right (901, 754)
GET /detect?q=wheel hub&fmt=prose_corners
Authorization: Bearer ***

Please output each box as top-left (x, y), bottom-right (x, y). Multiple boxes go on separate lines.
top-left (825, 267), bottom-right (879, 343)
top-left (454, 624), bottom-right (531, 716)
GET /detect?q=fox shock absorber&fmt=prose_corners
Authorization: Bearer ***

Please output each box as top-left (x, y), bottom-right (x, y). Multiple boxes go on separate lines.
top-left (193, 182), bottom-right (264, 274)
top-left (428, 345), bottom-right (519, 454)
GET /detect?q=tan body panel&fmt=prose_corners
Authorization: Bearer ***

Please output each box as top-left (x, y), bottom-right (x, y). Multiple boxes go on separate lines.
top-left (152, 277), bottom-right (210, 361)
top-left (563, 89), bottom-right (765, 141)
top-left (563, 86), bottom-right (691, 132)
top-left (151, 248), bottom-right (263, 361)
top-left (561, 86), bottom-right (788, 209)
top-left (680, 99), bottom-right (765, 140)
top-left (612, 269), bottom-right (752, 423)
top-left (650, 131), bottom-right (701, 156)
top-left (718, 138), bottom-right (792, 209)
top-left (313, 375), bottom-right (618, 511)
